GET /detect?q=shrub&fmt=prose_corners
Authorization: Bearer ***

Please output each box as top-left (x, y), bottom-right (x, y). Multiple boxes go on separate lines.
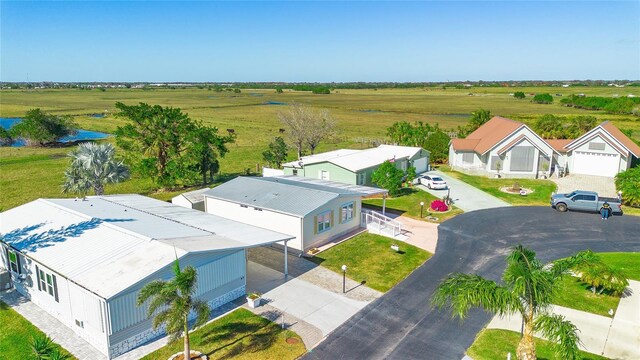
top-left (615, 166), bottom-right (640, 207)
top-left (513, 91), bottom-right (525, 99)
top-left (532, 93), bottom-right (554, 104)
top-left (430, 200), bottom-right (449, 212)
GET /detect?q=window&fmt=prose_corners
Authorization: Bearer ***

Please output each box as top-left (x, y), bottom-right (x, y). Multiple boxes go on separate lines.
top-left (316, 211), bottom-right (332, 233)
top-left (8, 250), bottom-right (19, 273)
top-left (37, 266), bottom-right (59, 302)
top-left (584, 195), bottom-right (596, 201)
top-left (357, 173), bottom-right (366, 185)
top-left (292, 169), bottom-right (298, 176)
top-left (588, 142), bottom-right (606, 151)
top-left (340, 202), bottom-right (355, 223)
top-left (490, 156), bottom-right (502, 171)
top-left (510, 146), bottom-right (535, 172)
top-left (462, 153), bottom-right (474, 163)
top-left (319, 170), bottom-right (330, 180)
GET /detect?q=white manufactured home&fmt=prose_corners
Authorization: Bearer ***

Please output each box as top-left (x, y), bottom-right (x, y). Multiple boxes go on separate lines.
top-left (0, 195), bottom-right (292, 358)
top-left (203, 176), bottom-right (387, 254)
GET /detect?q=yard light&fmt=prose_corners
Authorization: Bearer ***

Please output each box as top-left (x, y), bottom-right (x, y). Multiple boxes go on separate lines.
top-left (341, 264), bottom-right (347, 293)
top-left (420, 201), bottom-right (425, 218)
top-left (446, 186), bottom-right (452, 205)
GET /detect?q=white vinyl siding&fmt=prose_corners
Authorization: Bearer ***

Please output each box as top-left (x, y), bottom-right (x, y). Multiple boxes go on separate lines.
top-left (510, 146), bottom-right (535, 171)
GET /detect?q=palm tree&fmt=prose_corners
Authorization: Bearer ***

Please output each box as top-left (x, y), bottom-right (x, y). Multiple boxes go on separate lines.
top-left (432, 245), bottom-right (602, 360)
top-left (62, 142), bottom-right (129, 196)
top-left (137, 260), bottom-right (211, 360)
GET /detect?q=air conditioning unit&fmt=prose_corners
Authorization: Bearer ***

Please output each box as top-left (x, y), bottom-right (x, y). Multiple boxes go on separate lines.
top-left (0, 270), bottom-right (11, 290)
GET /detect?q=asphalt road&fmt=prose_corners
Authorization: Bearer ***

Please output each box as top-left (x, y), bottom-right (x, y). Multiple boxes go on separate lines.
top-left (304, 206), bottom-right (640, 360)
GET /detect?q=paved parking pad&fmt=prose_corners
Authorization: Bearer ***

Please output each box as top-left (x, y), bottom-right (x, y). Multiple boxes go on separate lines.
top-left (418, 171), bottom-right (510, 212)
top-left (247, 262), bottom-right (370, 337)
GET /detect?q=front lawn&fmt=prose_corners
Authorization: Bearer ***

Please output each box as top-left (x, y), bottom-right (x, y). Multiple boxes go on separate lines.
top-left (363, 187), bottom-right (463, 223)
top-left (467, 329), bottom-right (608, 360)
top-left (438, 165), bottom-right (557, 206)
top-left (598, 252), bottom-right (640, 281)
top-left (140, 308), bottom-right (305, 360)
top-left (553, 275), bottom-right (620, 317)
top-left (309, 232), bottom-right (432, 292)
top-left (0, 301), bottom-right (74, 359)
top-left (552, 252), bottom-right (640, 317)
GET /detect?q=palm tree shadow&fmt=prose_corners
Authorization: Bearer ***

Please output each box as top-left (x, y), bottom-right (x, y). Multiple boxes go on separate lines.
top-left (202, 321), bottom-right (281, 358)
top-left (2, 217), bottom-right (135, 252)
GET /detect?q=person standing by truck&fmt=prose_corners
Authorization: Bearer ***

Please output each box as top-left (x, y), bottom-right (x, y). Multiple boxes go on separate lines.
top-left (601, 202), bottom-right (612, 220)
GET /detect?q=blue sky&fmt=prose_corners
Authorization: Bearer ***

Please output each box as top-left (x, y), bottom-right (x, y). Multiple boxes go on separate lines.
top-left (1, 1), bottom-right (638, 82)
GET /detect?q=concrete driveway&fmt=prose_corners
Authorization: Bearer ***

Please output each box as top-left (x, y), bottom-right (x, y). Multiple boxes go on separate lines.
top-left (552, 174), bottom-right (618, 197)
top-left (304, 207), bottom-right (640, 360)
top-left (417, 170), bottom-right (510, 212)
top-left (247, 262), bottom-right (371, 337)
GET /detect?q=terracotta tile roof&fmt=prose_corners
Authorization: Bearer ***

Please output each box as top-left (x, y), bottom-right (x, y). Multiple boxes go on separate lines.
top-left (601, 121), bottom-right (640, 157)
top-left (452, 116), bottom-right (523, 154)
top-left (450, 138), bottom-right (480, 151)
top-left (545, 139), bottom-right (573, 153)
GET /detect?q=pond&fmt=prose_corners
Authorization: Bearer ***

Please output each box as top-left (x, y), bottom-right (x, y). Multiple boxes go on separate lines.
top-left (263, 101), bottom-right (287, 105)
top-left (0, 118), bottom-right (110, 147)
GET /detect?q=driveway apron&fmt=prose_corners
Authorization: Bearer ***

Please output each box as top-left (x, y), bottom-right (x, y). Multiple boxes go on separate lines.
top-left (418, 171), bottom-right (510, 212)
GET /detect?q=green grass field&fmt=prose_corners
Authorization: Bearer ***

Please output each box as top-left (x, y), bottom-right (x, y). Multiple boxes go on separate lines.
top-left (309, 232), bottom-right (432, 292)
top-left (467, 329), bottom-right (607, 360)
top-left (0, 301), bottom-right (75, 359)
top-left (1, 87), bottom-right (638, 210)
top-left (363, 187), bottom-right (464, 223)
top-left (139, 308), bottom-right (305, 360)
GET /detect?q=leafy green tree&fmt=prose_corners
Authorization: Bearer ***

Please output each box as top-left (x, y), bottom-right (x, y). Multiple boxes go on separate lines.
top-left (406, 166), bottom-right (417, 184)
top-left (567, 116), bottom-right (597, 138)
top-left (432, 245), bottom-right (602, 360)
top-left (458, 109), bottom-right (492, 137)
top-left (262, 136), bottom-right (289, 168)
top-left (533, 114), bottom-right (566, 139)
top-left (423, 127), bottom-right (450, 163)
top-left (137, 260), bottom-right (211, 360)
top-left (532, 93), bottom-right (554, 104)
top-left (514, 91), bottom-right (526, 99)
top-left (371, 160), bottom-right (404, 196)
top-left (0, 127), bottom-right (13, 146)
top-left (387, 121), bottom-right (415, 146)
top-left (10, 109), bottom-right (78, 146)
top-left (275, 87), bottom-right (284, 93)
top-left (615, 166), bottom-right (640, 207)
top-left (62, 143), bottom-right (130, 196)
top-left (187, 121), bottom-right (234, 185)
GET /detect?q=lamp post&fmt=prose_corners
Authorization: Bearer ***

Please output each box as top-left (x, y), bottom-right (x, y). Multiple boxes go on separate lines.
top-left (341, 264), bottom-right (347, 293)
top-left (447, 186), bottom-right (452, 205)
top-left (420, 201), bottom-right (425, 218)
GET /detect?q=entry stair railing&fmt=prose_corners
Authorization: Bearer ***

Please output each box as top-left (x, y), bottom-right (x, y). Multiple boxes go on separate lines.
top-left (361, 209), bottom-right (403, 238)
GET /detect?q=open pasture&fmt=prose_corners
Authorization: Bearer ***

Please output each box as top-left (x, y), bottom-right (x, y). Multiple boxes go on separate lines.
top-left (0, 87), bottom-right (638, 210)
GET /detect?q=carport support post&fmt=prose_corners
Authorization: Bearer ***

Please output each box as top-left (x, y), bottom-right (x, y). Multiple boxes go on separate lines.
top-left (382, 194), bottom-right (387, 215)
top-left (284, 239), bottom-right (288, 278)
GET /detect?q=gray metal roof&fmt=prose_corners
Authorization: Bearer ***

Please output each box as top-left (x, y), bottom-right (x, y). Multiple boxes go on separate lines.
top-left (274, 175), bottom-right (388, 196)
top-left (1, 195), bottom-right (293, 299)
top-left (204, 176), bottom-right (381, 217)
top-left (178, 187), bottom-right (210, 204)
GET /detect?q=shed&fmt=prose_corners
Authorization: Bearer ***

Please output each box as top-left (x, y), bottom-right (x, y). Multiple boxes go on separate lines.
top-left (171, 187), bottom-right (210, 211)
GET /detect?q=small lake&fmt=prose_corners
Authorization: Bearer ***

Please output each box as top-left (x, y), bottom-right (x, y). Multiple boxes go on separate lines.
top-left (0, 118), bottom-right (110, 147)
top-left (263, 101), bottom-right (287, 105)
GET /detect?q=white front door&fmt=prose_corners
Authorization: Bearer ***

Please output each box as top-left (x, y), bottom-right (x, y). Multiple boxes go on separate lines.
top-left (572, 151), bottom-right (620, 177)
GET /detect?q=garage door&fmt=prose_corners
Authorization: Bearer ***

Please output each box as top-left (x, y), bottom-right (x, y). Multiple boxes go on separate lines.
top-left (413, 157), bottom-right (429, 174)
top-left (572, 151), bottom-right (619, 177)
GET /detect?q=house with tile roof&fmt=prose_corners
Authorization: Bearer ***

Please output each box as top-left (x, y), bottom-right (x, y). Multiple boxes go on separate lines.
top-left (449, 116), bottom-right (640, 178)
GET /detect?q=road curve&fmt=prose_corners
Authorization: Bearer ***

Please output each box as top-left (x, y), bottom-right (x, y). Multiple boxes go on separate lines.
top-left (303, 206), bottom-right (640, 360)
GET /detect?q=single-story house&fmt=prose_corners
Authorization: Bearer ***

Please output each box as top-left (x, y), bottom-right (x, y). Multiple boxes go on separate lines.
top-left (0, 195), bottom-right (293, 358)
top-left (203, 176), bottom-right (387, 254)
top-left (282, 145), bottom-right (430, 185)
top-left (171, 187), bottom-right (210, 211)
top-left (449, 116), bottom-right (556, 178)
top-left (449, 117), bottom-right (640, 178)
